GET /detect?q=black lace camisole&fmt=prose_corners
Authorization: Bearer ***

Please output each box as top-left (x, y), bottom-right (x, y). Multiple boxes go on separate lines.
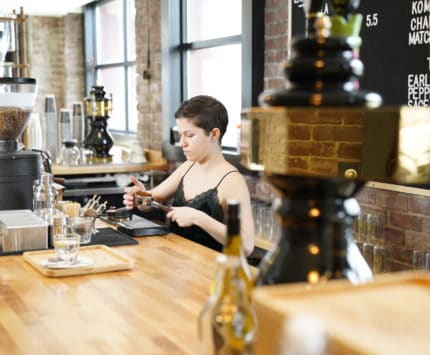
top-left (169, 163), bottom-right (238, 252)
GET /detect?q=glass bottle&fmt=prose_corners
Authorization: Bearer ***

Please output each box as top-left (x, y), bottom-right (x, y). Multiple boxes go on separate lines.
top-left (61, 139), bottom-right (80, 165)
top-left (198, 254), bottom-right (257, 355)
top-left (33, 172), bottom-right (58, 216)
top-left (222, 200), bottom-right (254, 294)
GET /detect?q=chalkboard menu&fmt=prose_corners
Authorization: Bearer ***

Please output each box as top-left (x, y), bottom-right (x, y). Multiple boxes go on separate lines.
top-left (291, 0), bottom-right (430, 106)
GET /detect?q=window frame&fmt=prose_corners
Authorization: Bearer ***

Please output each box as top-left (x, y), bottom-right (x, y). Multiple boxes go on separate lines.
top-left (84, 0), bottom-right (137, 133)
top-left (161, 0), bottom-right (265, 155)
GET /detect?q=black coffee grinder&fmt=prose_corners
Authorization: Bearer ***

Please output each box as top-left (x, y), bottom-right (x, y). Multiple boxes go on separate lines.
top-left (0, 77), bottom-right (40, 210)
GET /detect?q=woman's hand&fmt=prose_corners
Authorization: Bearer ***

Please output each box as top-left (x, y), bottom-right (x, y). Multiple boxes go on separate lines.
top-left (167, 206), bottom-right (202, 227)
top-left (123, 176), bottom-right (147, 210)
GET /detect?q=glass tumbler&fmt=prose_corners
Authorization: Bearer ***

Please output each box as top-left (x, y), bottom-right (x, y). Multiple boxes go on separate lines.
top-left (54, 233), bottom-right (80, 264)
top-left (67, 216), bottom-right (94, 244)
top-left (412, 250), bottom-right (427, 271)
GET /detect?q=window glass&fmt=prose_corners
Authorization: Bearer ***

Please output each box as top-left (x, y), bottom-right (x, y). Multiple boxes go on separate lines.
top-left (127, 65), bottom-right (138, 132)
top-left (187, 0), bottom-right (242, 42)
top-left (96, 0), bottom-right (124, 64)
top-left (86, 0), bottom-right (136, 134)
top-left (97, 67), bottom-right (126, 131)
top-left (127, 0), bottom-right (136, 61)
top-left (187, 44), bottom-right (241, 148)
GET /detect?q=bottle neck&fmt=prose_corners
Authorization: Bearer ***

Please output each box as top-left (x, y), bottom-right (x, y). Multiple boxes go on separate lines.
top-left (214, 255), bottom-right (247, 298)
top-left (224, 217), bottom-right (242, 256)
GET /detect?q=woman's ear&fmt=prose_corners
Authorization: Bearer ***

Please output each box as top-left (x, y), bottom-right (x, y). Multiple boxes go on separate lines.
top-left (210, 128), bottom-right (221, 143)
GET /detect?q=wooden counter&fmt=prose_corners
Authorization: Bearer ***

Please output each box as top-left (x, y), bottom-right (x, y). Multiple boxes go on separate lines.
top-left (0, 234), bottom-right (218, 354)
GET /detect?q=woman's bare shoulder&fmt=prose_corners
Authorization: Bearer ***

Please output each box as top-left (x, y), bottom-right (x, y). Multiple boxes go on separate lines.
top-left (218, 167), bottom-right (250, 196)
top-left (224, 162), bottom-right (246, 181)
top-left (171, 160), bottom-right (195, 176)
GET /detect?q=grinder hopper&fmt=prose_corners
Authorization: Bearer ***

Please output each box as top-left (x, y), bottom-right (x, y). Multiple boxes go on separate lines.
top-left (0, 77), bottom-right (38, 150)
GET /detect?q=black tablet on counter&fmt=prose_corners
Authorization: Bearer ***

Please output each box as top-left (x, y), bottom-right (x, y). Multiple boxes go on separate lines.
top-left (116, 217), bottom-right (169, 237)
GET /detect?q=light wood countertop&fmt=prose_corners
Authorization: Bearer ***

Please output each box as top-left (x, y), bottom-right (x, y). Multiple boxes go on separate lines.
top-left (0, 234), bottom-right (218, 354)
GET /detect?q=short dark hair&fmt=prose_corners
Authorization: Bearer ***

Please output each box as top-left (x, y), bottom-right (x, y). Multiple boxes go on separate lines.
top-left (174, 95), bottom-right (228, 142)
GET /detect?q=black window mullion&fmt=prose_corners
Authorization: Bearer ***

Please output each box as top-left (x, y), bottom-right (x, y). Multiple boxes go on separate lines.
top-left (123, 0), bottom-right (129, 131)
top-left (180, 0), bottom-right (187, 102)
top-left (181, 35), bottom-right (242, 51)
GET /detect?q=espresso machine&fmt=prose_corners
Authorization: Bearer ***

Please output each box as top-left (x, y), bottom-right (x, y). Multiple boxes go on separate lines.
top-left (241, 0), bottom-right (430, 285)
top-left (0, 77), bottom-right (40, 210)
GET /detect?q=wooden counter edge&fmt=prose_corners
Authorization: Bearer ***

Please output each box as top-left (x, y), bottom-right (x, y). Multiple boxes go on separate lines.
top-left (53, 149), bottom-right (168, 175)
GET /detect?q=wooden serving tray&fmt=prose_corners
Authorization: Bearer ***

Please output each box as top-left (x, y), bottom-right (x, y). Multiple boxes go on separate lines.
top-left (253, 271), bottom-right (430, 355)
top-left (23, 244), bottom-right (134, 277)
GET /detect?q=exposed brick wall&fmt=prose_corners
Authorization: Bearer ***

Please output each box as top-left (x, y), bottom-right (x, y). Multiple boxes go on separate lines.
top-left (27, 16), bottom-right (66, 115)
top-left (27, 14), bottom-right (85, 116)
top-left (135, 0), bottom-right (163, 150)
top-left (356, 187), bottom-right (430, 271)
top-left (63, 14), bottom-right (85, 107)
top-left (264, 0), bottom-right (289, 90)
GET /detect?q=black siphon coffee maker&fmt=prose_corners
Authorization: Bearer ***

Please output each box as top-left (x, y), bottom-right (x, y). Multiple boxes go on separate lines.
top-left (83, 84), bottom-right (114, 163)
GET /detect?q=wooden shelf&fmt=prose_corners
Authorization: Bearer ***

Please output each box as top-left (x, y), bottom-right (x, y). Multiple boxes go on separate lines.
top-left (52, 148), bottom-right (168, 176)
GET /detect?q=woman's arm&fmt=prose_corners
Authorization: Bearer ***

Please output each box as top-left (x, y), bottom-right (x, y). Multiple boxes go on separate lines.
top-left (123, 161), bottom-right (193, 209)
top-left (219, 173), bottom-right (255, 256)
top-left (167, 206), bottom-right (228, 244)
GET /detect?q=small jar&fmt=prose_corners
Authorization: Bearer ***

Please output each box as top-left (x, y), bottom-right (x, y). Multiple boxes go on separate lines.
top-left (61, 139), bottom-right (80, 165)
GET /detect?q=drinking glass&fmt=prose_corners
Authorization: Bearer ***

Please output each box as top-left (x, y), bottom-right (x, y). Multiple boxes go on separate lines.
top-left (367, 214), bottom-right (377, 241)
top-left (426, 253), bottom-right (430, 271)
top-left (253, 203), bottom-right (265, 239)
top-left (362, 242), bottom-right (374, 270)
top-left (412, 250), bottom-right (426, 271)
top-left (67, 216), bottom-right (94, 244)
top-left (54, 233), bottom-right (80, 264)
top-left (373, 245), bottom-right (386, 273)
top-left (357, 213), bottom-right (369, 242)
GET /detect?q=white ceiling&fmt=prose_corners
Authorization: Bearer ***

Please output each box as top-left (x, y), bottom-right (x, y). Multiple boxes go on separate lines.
top-left (1, 0), bottom-right (94, 17)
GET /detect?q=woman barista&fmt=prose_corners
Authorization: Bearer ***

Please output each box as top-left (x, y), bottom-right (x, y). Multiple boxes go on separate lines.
top-left (123, 95), bottom-right (254, 256)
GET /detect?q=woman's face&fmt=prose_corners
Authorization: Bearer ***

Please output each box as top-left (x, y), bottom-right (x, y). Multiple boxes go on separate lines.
top-left (176, 117), bottom-right (212, 161)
